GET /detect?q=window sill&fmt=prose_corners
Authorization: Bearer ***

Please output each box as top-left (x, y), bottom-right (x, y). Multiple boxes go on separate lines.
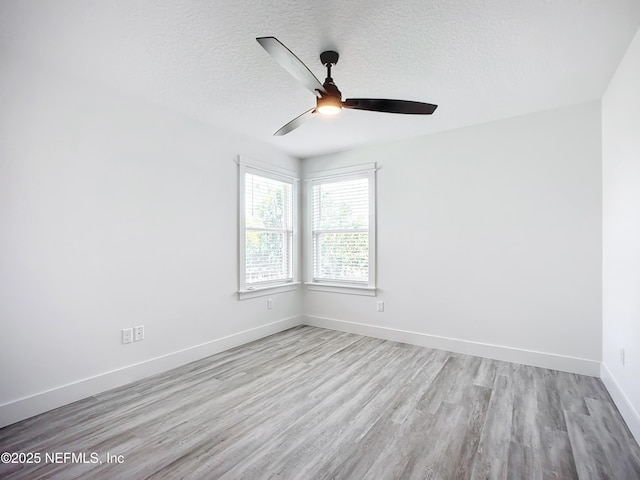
top-left (238, 282), bottom-right (300, 300)
top-left (305, 282), bottom-right (377, 297)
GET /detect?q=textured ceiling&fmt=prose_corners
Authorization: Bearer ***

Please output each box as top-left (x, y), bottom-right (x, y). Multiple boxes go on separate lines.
top-left (2, 0), bottom-right (640, 158)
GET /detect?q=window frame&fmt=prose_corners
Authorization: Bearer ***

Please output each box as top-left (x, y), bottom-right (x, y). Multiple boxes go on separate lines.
top-left (238, 156), bottom-right (299, 299)
top-left (304, 163), bottom-right (377, 296)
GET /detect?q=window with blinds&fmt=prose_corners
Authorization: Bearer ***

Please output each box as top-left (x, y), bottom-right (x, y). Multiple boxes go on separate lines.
top-left (240, 162), bottom-right (296, 291)
top-left (308, 165), bottom-right (376, 291)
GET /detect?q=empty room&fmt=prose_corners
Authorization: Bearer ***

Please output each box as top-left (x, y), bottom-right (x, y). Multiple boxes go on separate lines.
top-left (1, 1), bottom-right (640, 479)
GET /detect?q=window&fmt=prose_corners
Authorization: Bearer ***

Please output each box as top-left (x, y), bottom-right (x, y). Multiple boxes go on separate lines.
top-left (306, 164), bottom-right (376, 295)
top-left (239, 158), bottom-right (298, 298)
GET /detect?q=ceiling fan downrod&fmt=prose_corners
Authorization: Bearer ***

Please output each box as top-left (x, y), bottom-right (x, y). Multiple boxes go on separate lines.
top-left (320, 50), bottom-right (339, 81)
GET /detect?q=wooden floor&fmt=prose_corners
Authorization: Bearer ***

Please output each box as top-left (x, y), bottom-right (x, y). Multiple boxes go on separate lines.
top-left (1, 326), bottom-right (639, 479)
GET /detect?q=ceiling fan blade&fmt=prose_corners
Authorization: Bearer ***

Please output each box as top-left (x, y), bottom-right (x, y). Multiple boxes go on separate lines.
top-left (257, 37), bottom-right (327, 97)
top-left (343, 98), bottom-right (438, 115)
top-left (274, 108), bottom-right (316, 136)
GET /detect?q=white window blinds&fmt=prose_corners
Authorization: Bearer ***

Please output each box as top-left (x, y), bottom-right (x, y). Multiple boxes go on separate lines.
top-left (312, 174), bottom-right (371, 285)
top-left (244, 171), bottom-right (294, 286)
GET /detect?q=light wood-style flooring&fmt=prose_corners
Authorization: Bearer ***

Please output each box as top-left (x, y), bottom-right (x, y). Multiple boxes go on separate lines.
top-left (1, 325), bottom-right (639, 479)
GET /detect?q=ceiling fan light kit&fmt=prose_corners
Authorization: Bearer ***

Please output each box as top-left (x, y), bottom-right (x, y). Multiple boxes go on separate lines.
top-left (256, 36), bottom-right (438, 135)
top-left (316, 96), bottom-right (342, 115)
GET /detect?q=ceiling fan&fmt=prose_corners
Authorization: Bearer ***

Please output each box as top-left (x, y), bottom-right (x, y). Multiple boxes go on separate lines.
top-left (256, 37), bottom-right (438, 136)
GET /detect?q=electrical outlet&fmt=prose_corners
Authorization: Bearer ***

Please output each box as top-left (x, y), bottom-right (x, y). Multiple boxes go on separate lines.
top-left (134, 325), bottom-right (144, 342)
top-left (620, 347), bottom-right (625, 366)
top-left (377, 301), bottom-right (384, 312)
top-left (122, 328), bottom-right (133, 344)
top-left (267, 298), bottom-right (273, 309)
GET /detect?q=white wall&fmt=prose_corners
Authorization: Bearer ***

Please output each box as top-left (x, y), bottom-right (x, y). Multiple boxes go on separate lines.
top-left (302, 102), bottom-right (602, 375)
top-left (602, 26), bottom-right (640, 442)
top-left (0, 57), bottom-right (302, 427)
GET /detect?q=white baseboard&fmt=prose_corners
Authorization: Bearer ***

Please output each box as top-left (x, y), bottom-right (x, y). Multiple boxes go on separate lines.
top-left (302, 315), bottom-right (600, 376)
top-left (600, 362), bottom-right (640, 444)
top-left (0, 316), bottom-right (302, 429)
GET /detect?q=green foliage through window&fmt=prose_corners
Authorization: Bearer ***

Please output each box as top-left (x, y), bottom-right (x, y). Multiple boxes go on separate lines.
top-left (312, 177), bottom-right (369, 284)
top-left (245, 173), bottom-right (293, 284)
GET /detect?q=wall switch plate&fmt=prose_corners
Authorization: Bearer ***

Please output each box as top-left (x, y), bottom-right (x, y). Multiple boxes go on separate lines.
top-left (267, 298), bottom-right (273, 309)
top-left (134, 325), bottom-right (144, 342)
top-left (377, 301), bottom-right (384, 312)
top-left (620, 347), bottom-right (625, 366)
top-left (122, 328), bottom-right (133, 344)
